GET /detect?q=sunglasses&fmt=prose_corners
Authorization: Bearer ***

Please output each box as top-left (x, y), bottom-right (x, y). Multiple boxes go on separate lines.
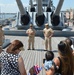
top-left (18, 48), bottom-right (21, 51)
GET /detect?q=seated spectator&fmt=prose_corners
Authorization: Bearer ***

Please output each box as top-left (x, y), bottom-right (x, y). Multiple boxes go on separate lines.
top-left (53, 40), bottom-right (74, 75)
top-left (0, 40), bottom-right (27, 75)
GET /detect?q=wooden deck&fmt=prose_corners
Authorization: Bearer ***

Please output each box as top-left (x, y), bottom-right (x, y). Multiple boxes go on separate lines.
top-left (4, 35), bottom-right (66, 75)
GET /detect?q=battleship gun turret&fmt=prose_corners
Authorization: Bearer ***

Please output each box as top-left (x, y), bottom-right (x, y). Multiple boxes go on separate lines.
top-left (16, 0), bottom-right (64, 29)
top-left (16, 0), bottom-right (30, 25)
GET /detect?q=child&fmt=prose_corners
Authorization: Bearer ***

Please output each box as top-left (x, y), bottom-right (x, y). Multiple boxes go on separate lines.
top-left (28, 65), bottom-right (42, 75)
top-left (43, 51), bottom-right (60, 75)
top-left (43, 51), bottom-right (55, 71)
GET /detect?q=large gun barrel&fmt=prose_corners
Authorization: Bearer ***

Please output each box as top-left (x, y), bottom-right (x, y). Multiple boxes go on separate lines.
top-left (30, 0), bottom-right (35, 12)
top-left (46, 0), bottom-right (52, 12)
top-left (35, 0), bottom-right (45, 26)
top-left (51, 0), bottom-right (64, 26)
top-left (16, 0), bottom-right (30, 25)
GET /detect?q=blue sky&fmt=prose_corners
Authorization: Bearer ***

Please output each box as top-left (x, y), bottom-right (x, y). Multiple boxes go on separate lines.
top-left (0, 0), bottom-right (74, 13)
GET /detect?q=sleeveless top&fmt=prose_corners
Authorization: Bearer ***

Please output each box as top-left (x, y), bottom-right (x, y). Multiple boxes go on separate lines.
top-left (0, 51), bottom-right (21, 75)
top-left (57, 57), bottom-right (62, 74)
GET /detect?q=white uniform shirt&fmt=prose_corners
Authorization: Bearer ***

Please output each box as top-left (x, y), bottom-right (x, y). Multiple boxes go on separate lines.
top-left (43, 28), bottom-right (54, 37)
top-left (26, 28), bottom-right (36, 37)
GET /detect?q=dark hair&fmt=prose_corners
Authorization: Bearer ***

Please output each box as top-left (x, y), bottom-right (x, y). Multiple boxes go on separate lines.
top-left (58, 41), bottom-right (67, 54)
top-left (12, 40), bottom-right (23, 51)
top-left (69, 39), bottom-right (72, 46)
top-left (58, 40), bottom-right (74, 75)
top-left (45, 51), bottom-right (54, 61)
top-left (66, 38), bottom-right (72, 46)
top-left (7, 40), bottom-right (23, 52)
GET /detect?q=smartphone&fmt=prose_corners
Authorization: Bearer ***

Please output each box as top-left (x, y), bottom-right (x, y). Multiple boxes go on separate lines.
top-left (43, 59), bottom-right (46, 64)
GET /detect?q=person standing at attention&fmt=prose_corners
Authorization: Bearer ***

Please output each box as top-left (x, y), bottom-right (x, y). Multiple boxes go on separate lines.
top-left (43, 23), bottom-right (54, 50)
top-left (0, 25), bottom-right (5, 53)
top-left (26, 24), bottom-right (36, 50)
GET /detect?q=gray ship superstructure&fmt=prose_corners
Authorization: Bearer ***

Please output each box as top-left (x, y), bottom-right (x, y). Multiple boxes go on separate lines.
top-left (16, 0), bottom-right (66, 30)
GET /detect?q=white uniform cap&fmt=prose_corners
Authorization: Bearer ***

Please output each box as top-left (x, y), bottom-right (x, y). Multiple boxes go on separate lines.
top-left (45, 23), bottom-right (49, 26)
top-left (30, 24), bottom-right (33, 27)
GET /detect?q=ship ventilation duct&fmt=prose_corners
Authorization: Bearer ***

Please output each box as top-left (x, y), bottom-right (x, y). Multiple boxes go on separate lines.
top-left (46, 7), bottom-right (51, 12)
top-left (35, 14), bottom-right (45, 26)
top-left (16, 0), bottom-right (30, 25)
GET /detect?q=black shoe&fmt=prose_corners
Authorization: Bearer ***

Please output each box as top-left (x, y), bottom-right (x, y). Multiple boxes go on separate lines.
top-left (27, 48), bottom-right (30, 50)
top-left (32, 48), bottom-right (35, 50)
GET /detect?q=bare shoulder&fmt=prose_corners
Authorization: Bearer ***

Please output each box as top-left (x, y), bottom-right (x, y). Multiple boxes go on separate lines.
top-left (18, 56), bottom-right (24, 63)
top-left (53, 57), bottom-right (59, 61)
top-left (18, 57), bottom-right (27, 75)
top-left (53, 57), bottom-right (60, 66)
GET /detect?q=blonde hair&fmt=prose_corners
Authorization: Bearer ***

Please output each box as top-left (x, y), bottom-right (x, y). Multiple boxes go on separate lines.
top-left (58, 40), bottom-right (74, 75)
